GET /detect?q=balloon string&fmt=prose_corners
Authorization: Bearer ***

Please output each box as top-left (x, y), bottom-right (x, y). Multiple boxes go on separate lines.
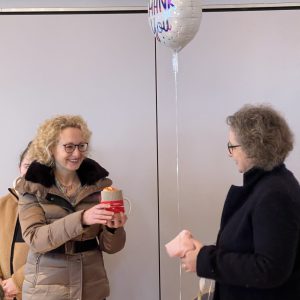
top-left (172, 51), bottom-right (179, 74)
top-left (172, 51), bottom-right (179, 230)
top-left (173, 50), bottom-right (181, 300)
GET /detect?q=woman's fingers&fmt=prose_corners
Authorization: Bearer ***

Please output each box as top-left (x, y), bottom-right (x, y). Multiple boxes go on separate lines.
top-left (82, 204), bottom-right (114, 225)
top-left (83, 204), bottom-right (129, 226)
top-left (106, 212), bottom-right (128, 228)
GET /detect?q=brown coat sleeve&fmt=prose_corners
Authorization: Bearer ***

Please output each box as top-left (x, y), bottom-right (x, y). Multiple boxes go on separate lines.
top-left (11, 241), bottom-right (29, 291)
top-left (99, 226), bottom-right (126, 254)
top-left (12, 265), bottom-right (24, 292)
top-left (18, 193), bottom-right (85, 253)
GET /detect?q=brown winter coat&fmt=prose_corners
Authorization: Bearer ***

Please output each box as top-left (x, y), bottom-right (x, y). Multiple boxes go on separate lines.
top-left (0, 189), bottom-right (29, 300)
top-left (16, 158), bottom-right (126, 300)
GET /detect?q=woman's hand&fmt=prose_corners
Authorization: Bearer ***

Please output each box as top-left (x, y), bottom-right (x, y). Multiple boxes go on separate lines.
top-left (181, 239), bottom-right (203, 273)
top-left (2, 278), bottom-right (18, 299)
top-left (106, 212), bottom-right (128, 229)
top-left (0, 280), bottom-right (4, 300)
top-left (82, 203), bottom-right (114, 225)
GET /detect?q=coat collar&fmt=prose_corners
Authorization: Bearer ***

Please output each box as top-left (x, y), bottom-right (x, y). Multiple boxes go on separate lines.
top-left (243, 163), bottom-right (285, 188)
top-left (8, 188), bottom-right (18, 200)
top-left (219, 163), bottom-right (285, 232)
top-left (25, 158), bottom-right (109, 188)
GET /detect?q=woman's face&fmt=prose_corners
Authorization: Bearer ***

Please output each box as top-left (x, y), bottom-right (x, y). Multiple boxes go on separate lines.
top-left (52, 127), bottom-right (88, 174)
top-left (19, 154), bottom-right (32, 177)
top-left (228, 129), bottom-right (253, 173)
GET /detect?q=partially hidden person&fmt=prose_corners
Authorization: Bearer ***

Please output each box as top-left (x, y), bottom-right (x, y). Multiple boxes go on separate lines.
top-left (0, 142), bottom-right (32, 300)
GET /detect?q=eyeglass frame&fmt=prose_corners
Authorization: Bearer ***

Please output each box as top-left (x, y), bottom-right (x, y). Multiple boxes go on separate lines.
top-left (61, 143), bottom-right (89, 153)
top-left (227, 142), bottom-right (241, 154)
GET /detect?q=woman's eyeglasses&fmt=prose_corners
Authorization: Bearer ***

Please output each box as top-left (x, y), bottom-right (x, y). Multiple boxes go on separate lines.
top-left (227, 142), bottom-right (241, 154)
top-left (62, 143), bottom-right (88, 153)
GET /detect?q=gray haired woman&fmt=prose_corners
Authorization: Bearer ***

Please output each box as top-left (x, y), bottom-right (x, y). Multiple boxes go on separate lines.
top-left (181, 104), bottom-right (300, 300)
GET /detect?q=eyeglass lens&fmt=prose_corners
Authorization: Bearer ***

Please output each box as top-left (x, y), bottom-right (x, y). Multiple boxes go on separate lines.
top-left (227, 142), bottom-right (240, 154)
top-left (63, 143), bottom-right (88, 153)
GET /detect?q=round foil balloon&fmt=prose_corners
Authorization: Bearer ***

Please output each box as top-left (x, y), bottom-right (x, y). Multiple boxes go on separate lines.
top-left (148, 0), bottom-right (202, 52)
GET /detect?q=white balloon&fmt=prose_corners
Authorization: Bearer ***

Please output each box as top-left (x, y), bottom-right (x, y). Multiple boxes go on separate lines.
top-left (148, 0), bottom-right (202, 52)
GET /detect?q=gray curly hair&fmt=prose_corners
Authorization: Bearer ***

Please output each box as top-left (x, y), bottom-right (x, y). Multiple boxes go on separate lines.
top-left (227, 104), bottom-right (294, 171)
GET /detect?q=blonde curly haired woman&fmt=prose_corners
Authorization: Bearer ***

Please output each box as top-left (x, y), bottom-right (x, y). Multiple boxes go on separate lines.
top-left (16, 115), bottom-right (127, 300)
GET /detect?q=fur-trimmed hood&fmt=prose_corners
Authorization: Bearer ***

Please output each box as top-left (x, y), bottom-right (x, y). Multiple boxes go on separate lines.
top-left (25, 158), bottom-right (109, 187)
top-left (16, 158), bottom-right (111, 201)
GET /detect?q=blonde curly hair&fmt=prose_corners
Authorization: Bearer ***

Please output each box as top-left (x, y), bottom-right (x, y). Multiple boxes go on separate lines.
top-left (28, 115), bottom-right (92, 166)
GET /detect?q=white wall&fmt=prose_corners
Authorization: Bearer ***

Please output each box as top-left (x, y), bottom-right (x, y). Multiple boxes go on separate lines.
top-left (1, 7), bottom-right (300, 300)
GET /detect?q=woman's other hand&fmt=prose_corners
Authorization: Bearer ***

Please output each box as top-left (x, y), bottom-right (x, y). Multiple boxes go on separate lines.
top-left (106, 212), bottom-right (128, 229)
top-left (181, 239), bottom-right (203, 272)
top-left (2, 278), bottom-right (18, 299)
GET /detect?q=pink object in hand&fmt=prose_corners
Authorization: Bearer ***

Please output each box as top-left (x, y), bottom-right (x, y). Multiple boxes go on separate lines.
top-left (165, 229), bottom-right (195, 258)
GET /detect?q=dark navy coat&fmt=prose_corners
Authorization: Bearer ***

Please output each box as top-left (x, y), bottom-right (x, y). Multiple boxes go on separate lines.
top-left (197, 164), bottom-right (300, 300)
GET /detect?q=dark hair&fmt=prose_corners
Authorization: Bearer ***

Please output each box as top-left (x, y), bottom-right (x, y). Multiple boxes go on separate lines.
top-left (19, 141), bottom-right (32, 167)
top-left (226, 104), bottom-right (294, 171)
